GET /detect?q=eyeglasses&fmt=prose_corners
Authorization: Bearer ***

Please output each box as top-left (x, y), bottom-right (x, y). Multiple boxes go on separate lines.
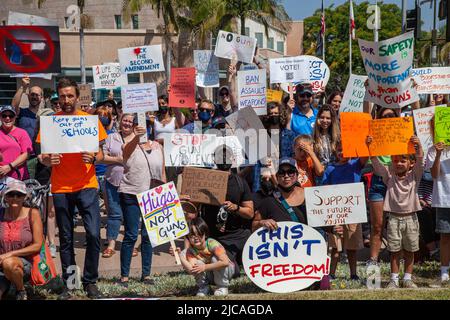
top-left (382, 113), bottom-right (396, 118)
top-left (1, 113), bottom-right (15, 119)
top-left (276, 169), bottom-right (297, 177)
top-left (6, 191), bottom-right (26, 198)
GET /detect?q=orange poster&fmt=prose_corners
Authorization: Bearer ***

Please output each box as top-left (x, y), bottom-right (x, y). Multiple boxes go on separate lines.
top-left (340, 112), bottom-right (371, 158)
top-left (169, 67), bottom-right (196, 108)
top-left (369, 117), bottom-right (415, 156)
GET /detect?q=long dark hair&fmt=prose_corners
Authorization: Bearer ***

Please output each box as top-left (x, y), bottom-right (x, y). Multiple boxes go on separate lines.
top-left (313, 104), bottom-right (340, 157)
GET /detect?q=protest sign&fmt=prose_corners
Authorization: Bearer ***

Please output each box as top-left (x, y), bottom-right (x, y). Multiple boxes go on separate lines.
top-left (118, 45), bottom-right (165, 74)
top-left (341, 74), bottom-right (368, 113)
top-left (169, 67), bottom-right (196, 108)
top-left (368, 117), bottom-right (415, 156)
top-left (10, 73), bottom-right (52, 80)
top-left (121, 83), bottom-right (158, 113)
top-left (242, 222), bottom-right (330, 293)
top-left (434, 107), bottom-right (450, 145)
top-left (181, 167), bottom-right (229, 205)
top-left (0, 26), bottom-right (61, 74)
top-left (214, 30), bottom-right (257, 64)
top-left (237, 69), bottom-right (267, 115)
top-left (412, 67), bottom-right (450, 94)
top-left (269, 56), bottom-right (308, 84)
top-left (194, 50), bottom-right (219, 88)
top-left (40, 115), bottom-right (99, 154)
top-left (8, 11), bottom-right (58, 26)
top-left (92, 63), bottom-right (128, 90)
top-left (340, 112), bottom-right (371, 158)
top-left (305, 183), bottom-right (367, 227)
top-left (359, 31), bottom-right (418, 108)
top-left (266, 89), bottom-right (283, 103)
top-left (137, 182), bottom-right (189, 247)
top-left (77, 84), bottom-right (92, 107)
top-left (164, 133), bottom-right (216, 167)
top-left (413, 106), bottom-right (436, 153)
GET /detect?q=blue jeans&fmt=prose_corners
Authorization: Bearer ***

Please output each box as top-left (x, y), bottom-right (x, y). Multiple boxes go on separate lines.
top-left (105, 180), bottom-right (123, 241)
top-left (119, 192), bottom-right (153, 278)
top-left (52, 188), bottom-right (101, 285)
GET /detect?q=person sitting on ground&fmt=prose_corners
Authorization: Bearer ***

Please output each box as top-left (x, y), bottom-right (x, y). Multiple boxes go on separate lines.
top-left (293, 134), bottom-right (324, 187)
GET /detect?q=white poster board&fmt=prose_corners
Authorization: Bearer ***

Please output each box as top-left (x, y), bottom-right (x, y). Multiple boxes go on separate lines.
top-left (118, 45), bottom-right (165, 74)
top-left (40, 115), bottom-right (99, 154)
top-left (412, 67), bottom-right (450, 94)
top-left (194, 50), bottom-right (219, 88)
top-left (305, 183), bottom-right (367, 227)
top-left (269, 56), bottom-right (308, 84)
top-left (413, 106), bottom-right (436, 153)
top-left (8, 11), bottom-right (58, 26)
top-left (242, 222), bottom-right (330, 293)
top-left (214, 30), bottom-right (257, 64)
top-left (237, 69), bottom-right (267, 115)
top-left (121, 83), bottom-right (158, 113)
top-left (164, 134), bottom-right (216, 167)
top-left (92, 63), bottom-right (128, 90)
top-left (341, 74), bottom-right (368, 113)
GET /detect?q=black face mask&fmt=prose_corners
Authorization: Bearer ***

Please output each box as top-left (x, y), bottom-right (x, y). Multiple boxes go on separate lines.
top-left (159, 107), bottom-right (169, 114)
top-left (260, 179), bottom-right (275, 195)
top-left (216, 163), bottom-right (232, 171)
top-left (269, 115), bottom-right (280, 125)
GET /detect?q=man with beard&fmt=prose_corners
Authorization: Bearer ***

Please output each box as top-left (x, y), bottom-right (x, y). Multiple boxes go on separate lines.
top-left (11, 75), bottom-right (43, 142)
top-left (183, 99), bottom-right (216, 134)
top-left (36, 78), bottom-right (108, 299)
top-left (290, 83), bottom-right (318, 137)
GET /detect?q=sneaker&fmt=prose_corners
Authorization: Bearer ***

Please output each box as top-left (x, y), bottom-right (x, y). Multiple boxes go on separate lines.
top-left (84, 284), bottom-right (103, 299)
top-left (57, 288), bottom-right (74, 300)
top-left (350, 275), bottom-right (361, 281)
top-left (366, 258), bottom-right (379, 267)
top-left (214, 287), bottom-right (229, 296)
top-left (140, 276), bottom-right (155, 285)
top-left (385, 280), bottom-right (399, 289)
top-left (49, 244), bottom-right (57, 258)
top-left (196, 286), bottom-right (210, 297)
top-left (402, 279), bottom-right (418, 289)
top-left (15, 290), bottom-right (27, 300)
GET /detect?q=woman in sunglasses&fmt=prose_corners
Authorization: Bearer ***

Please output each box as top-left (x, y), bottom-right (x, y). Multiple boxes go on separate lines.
top-left (0, 106), bottom-right (33, 180)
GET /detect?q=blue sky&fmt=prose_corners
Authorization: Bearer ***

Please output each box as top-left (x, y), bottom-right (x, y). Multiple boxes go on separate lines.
top-left (281, 0), bottom-right (442, 32)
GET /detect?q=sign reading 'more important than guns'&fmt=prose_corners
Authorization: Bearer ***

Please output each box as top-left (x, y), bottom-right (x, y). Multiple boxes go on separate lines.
top-left (118, 45), bottom-right (165, 74)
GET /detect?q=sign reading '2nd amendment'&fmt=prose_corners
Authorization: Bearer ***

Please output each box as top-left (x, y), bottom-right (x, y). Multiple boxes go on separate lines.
top-left (118, 45), bottom-right (165, 74)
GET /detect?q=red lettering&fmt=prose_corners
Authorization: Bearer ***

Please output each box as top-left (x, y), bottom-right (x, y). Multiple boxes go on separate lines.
top-left (249, 264), bottom-right (260, 278)
top-left (282, 264), bottom-right (292, 276)
top-left (262, 264), bottom-right (272, 277)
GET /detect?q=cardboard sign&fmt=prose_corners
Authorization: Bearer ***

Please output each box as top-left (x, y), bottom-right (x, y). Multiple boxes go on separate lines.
top-left (369, 117), bottom-right (415, 156)
top-left (359, 31), bottom-right (418, 108)
top-left (242, 222), bottom-right (330, 293)
top-left (237, 69), bottom-right (267, 115)
top-left (8, 11), bottom-right (58, 26)
top-left (194, 50), bottom-right (219, 88)
top-left (118, 45), bottom-right (165, 74)
top-left (0, 26), bottom-right (61, 74)
top-left (413, 106), bottom-right (436, 153)
top-left (93, 63), bottom-right (128, 90)
top-left (340, 112), bottom-right (372, 158)
top-left (137, 182), bottom-right (189, 247)
top-left (266, 89), bottom-right (283, 103)
top-left (77, 84), bottom-right (92, 107)
top-left (169, 67), bottom-right (196, 108)
top-left (412, 67), bottom-right (450, 94)
top-left (214, 30), bottom-right (257, 64)
top-left (121, 83), bottom-right (158, 113)
top-left (181, 167), bottom-right (229, 205)
top-left (164, 133), bottom-right (216, 167)
top-left (305, 183), bottom-right (367, 227)
top-left (341, 74), bottom-right (368, 113)
top-left (40, 115), bottom-right (99, 154)
top-left (434, 107), bottom-right (450, 145)
top-left (269, 56), bottom-right (308, 84)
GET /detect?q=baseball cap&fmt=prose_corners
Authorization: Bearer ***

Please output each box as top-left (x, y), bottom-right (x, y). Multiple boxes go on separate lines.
top-left (0, 105), bottom-right (17, 116)
top-left (50, 93), bottom-right (59, 101)
top-left (295, 84), bottom-right (313, 97)
top-left (278, 157), bottom-right (298, 172)
top-left (212, 116), bottom-right (226, 129)
top-left (3, 180), bottom-right (28, 196)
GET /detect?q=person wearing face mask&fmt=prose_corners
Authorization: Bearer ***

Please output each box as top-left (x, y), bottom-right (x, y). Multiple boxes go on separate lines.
top-left (183, 100), bottom-right (216, 134)
top-left (152, 95), bottom-right (180, 144)
top-left (290, 84), bottom-right (318, 136)
top-left (200, 145), bottom-right (254, 267)
top-left (215, 86), bottom-right (237, 118)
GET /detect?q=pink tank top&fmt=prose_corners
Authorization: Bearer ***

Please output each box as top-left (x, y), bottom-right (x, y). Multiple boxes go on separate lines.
top-left (0, 209), bottom-right (33, 255)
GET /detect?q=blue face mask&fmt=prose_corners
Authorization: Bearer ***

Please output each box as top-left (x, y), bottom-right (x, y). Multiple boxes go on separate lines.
top-left (198, 111), bottom-right (212, 122)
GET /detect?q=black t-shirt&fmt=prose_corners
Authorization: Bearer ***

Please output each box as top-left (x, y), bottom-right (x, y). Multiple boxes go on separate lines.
top-left (257, 195), bottom-right (308, 224)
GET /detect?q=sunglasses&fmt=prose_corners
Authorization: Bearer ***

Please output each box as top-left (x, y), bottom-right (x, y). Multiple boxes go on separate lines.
top-left (276, 169), bottom-right (297, 177)
top-left (190, 109), bottom-right (198, 113)
top-left (6, 191), bottom-right (26, 198)
top-left (199, 108), bottom-right (214, 113)
top-left (299, 93), bottom-right (312, 98)
top-left (1, 113), bottom-right (15, 119)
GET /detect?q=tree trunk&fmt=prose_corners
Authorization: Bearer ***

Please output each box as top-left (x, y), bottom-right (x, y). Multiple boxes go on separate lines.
top-left (80, 27), bottom-right (86, 84)
top-left (240, 16), bottom-right (246, 35)
top-left (166, 34), bottom-right (171, 85)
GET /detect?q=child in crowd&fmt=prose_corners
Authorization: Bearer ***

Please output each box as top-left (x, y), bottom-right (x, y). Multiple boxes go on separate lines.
top-left (178, 217), bottom-right (235, 297)
top-left (322, 142), bottom-right (367, 281)
top-left (313, 104), bottom-right (340, 168)
top-left (425, 142), bottom-right (450, 285)
top-left (367, 135), bottom-right (424, 288)
top-left (293, 135), bottom-right (324, 187)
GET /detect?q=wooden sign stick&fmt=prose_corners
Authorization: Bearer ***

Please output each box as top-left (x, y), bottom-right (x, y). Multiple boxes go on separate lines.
top-left (289, 82), bottom-right (294, 101)
top-left (137, 72), bottom-right (148, 144)
top-left (170, 239), bottom-right (181, 265)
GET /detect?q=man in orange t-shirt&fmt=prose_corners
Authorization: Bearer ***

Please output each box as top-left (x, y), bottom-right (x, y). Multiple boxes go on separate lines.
top-left (37, 78), bottom-right (107, 299)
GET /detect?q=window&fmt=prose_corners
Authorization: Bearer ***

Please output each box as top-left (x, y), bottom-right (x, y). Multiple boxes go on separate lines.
top-left (114, 15), bottom-right (122, 29)
top-left (131, 15), bottom-right (139, 29)
top-left (64, 17), bottom-right (69, 28)
top-left (255, 32), bottom-right (264, 48)
top-left (277, 41), bottom-right (284, 53)
top-left (268, 37), bottom-right (274, 50)
top-left (244, 27), bottom-right (250, 36)
top-left (2, 20), bottom-right (6, 26)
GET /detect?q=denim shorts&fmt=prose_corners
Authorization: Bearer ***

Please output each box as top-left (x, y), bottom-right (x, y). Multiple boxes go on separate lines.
top-left (436, 208), bottom-right (450, 234)
top-left (0, 257), bottom-right (31, 292)
top-left (368, 174), bottom-right (387, 202)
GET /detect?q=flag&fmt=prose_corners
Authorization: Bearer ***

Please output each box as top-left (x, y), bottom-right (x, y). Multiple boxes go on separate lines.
top-left (349, 0), bottom-right (356, 40)
top-left (320, 1), bottom-right (326, 38)
top-left (316, 0), bottom-right (325, 57)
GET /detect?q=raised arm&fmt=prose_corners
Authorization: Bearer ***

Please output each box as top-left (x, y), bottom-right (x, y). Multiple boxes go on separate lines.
top-left (11, 76), bottom-right (30, 113)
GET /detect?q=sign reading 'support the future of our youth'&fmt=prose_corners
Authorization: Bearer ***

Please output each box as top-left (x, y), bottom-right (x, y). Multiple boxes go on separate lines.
top-left (194, 50), bottom-right (219, 88)
top-left (39, 115), bottom-right (99, 154)
top-left (359, 31), bottom-right (418, 108)
top-left (412, 67), bottom-right (450, 94)
top-left (237, 68), bottom-right (267, 115)
top-left (305, 183), bottom-right (368, 227)
top-left (137, 182), bottom-right (189, 247)
top-left (214, 30), bottom-right (257, 64)
top-left (118, 45), bottom-right (165, 74)
top-left (242, 222), bottom-right (330, 293)
top-left (121, 83), bottom-right (159, 113)
top-left (341, 74), bottom-right (368, 113)
top-left (92, 63), bottom-right (128, 90)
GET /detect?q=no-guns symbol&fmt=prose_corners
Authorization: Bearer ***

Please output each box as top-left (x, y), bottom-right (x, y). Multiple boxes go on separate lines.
top-left (0, 26), bottom-right (55, 73)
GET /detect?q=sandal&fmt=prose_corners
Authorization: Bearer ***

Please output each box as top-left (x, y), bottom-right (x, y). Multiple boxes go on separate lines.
top-left (132, 248), bottom-right (138, 257)
top-left (102, 248), bottom-right (116, 258)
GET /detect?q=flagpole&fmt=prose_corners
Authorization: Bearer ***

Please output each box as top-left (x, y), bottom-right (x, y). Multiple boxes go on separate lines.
top-left (349, 31), bottom-right (352, 76)
top-left (322, 0), bottom-right (325, 62)
top-left (349, 0), bottom-right (353, 76)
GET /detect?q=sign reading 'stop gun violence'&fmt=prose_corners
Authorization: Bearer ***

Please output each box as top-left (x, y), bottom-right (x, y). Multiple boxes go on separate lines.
top-left (118, 45), bottom-right (165, 74)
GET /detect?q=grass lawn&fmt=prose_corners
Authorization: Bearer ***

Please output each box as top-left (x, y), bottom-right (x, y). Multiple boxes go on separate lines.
top-left (8, 260), bottom-right (447, 300)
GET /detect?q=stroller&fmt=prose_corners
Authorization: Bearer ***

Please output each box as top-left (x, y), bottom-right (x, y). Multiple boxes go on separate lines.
top-left (23, 179), bottom-right (51, 236)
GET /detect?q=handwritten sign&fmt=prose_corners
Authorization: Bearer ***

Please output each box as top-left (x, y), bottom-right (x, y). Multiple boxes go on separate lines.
top-left (40, 115), bottom-right (99, 154)
top-left (164, 134), bottom-right (216, 167)
top-left (92, 63), bottom-right (128, 90)
top-left (266, 89), bottom-right (283, 103)
top-left (413, 106), bottom-right (436, 153)
top-left (77, 84), bottom-right (92, 107)
top-left (359, 31), bottom-right (418, 108)
top-left (121, 83), bottom-right (158, 113)
top-left (340, 112), bottom-right (372, 158)
top-left (237, 69), bottom-right (267, 115)
top-left (169, 67), bottom-right (196, 108)
top-left (269, 56), bottom-right (308, 84)
top-left (341, 74), bottom-right (368, 113)
top-left (305, 183), bottom-right (367, 227)
top-left (194, 50), bottom-right (219, 88)
top-left (412, 67), bottom-right (450, 94)
top-left (118, 45), bottom-right (165, 74)
top-left (181, 167), bottom-right (228, 205)
top-left (369, 117), bottom-right (415, 156)
top-left (242, 222), bottom-right (330, 293)
top-left (137, 182), bottom-right (189, 247)
top-left (214, 30), bottom-right (257, 64)
top-left (434, 107), bottom-right (450, 145)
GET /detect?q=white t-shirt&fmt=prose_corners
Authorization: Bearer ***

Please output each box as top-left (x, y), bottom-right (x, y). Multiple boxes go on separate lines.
top-left (425, 146), bottom-right (450, 208)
